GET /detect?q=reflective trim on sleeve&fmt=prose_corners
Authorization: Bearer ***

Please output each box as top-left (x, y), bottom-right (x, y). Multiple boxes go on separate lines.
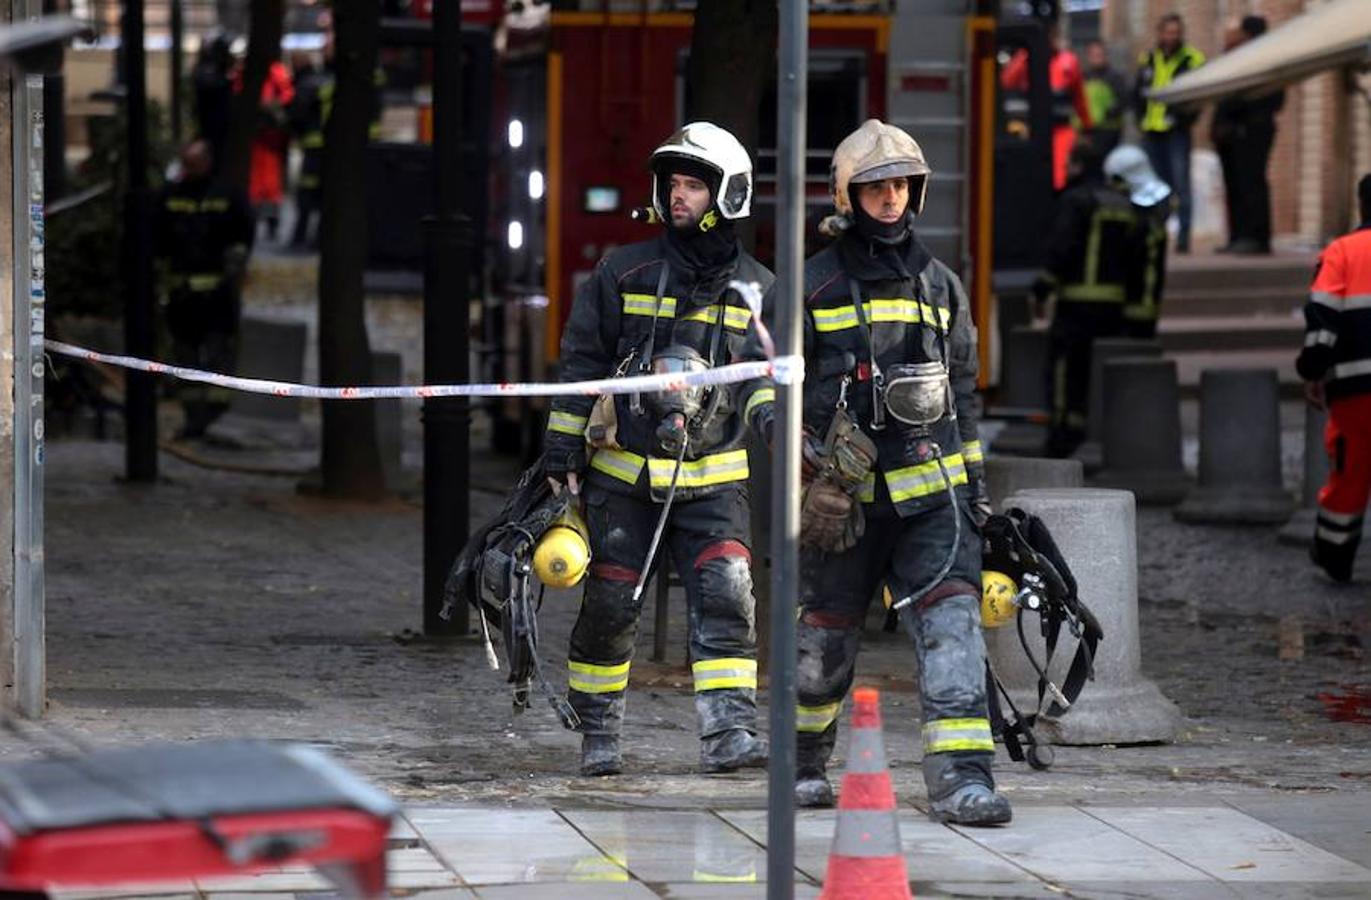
top-left (1332, 359), bottom-right (1371, 380)
top-left (744, 387), bottom-right (775, 423)
top-left (858, 470), bottom-right (876, 504)
top-left (797, 701), bottom-right (843, 733)
top-left (962, 440), bottom-right (984, 465)
top-left (692, 657), bottom-right (758, 692)
top-left (1304, 329), bottom-right (1338, 348)
top-left (1059, 283), bottom-right (1126, 303)
top-left (648, 449), bottom-right (749, 491)
top-left (568, 660), bottom-right (631, 694)
top-left (547, 410), bottom-right (589, 436)
top-left (923, 717), bottom-right (995, 754)
top-left (590, 448), bottom-right (647, 484)
top-left (884, 454), bottom-right (968, 503)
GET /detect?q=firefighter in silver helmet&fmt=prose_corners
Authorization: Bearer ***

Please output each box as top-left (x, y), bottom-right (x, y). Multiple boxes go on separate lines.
top-left (543, 122), bottom-right (777, 777)
top-left (793, 119), bottom-right (1010, 826)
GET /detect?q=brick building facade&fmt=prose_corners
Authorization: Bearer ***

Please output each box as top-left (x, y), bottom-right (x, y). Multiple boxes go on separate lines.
top-left (1100, 0), bottom-right (1369, 245)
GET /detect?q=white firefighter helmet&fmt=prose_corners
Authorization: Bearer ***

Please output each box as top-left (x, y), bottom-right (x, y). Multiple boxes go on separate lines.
top-left (650, 121), bottom-right (753, 221)
top-left (830, 119), bottom-right (931, 219)
top-left (1104, 144), bottom-right (1171, 208)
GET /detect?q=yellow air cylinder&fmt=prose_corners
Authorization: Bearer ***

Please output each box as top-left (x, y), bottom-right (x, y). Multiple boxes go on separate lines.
top-left (980, 570), bottom-right (1019, 628)
top-left (533, 507), bottom-right (591, 588)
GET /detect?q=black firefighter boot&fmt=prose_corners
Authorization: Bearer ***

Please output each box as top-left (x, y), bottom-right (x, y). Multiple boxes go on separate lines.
top-left (924, 753), bottom-right (1011, 826)
top-left (580, 734), bottom-right (623, 777)
top-left (698, 688), bottom-right (768, 773)
top-left (794, 733), bottom-right (835, 808)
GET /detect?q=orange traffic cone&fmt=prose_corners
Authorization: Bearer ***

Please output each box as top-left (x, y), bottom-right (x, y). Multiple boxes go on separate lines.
top-left (818, 687), bottom-right (912, 900)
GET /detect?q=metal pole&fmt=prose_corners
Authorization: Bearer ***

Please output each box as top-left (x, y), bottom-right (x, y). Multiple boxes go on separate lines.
top-left (123, 0), bottom-right (157, 482)
top-left (12, 1), bottom-right (47, 718)
top-left (169, 0), bottom-right (183, 145)
top-left (422, 0), bottom-right (470, 635)
top-left (767, 0), bottom-right (806, 895)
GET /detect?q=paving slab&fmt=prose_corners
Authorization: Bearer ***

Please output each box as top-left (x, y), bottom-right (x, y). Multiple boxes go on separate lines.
top-left (950, 805), bottom-right (1215, 883)
top-left (561, 810), bottom-right (767, 885)
top-left (1228, 795), bottom-right (1371, 870)
top-left (387, 846), bottom-right (454, 873)
top-left (409, 807), bottom-right (628, 885)
top-left (719, 808), bottom-right (1031, 885)
top-left (1086, 806), bottom-right (1371, 883)
top-left (194, 870), bottom-right (331, 891)
top-left (651, 883), bottom-right (820, 898)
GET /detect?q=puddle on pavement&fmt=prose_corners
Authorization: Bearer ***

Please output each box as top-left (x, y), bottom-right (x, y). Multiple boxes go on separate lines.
top-left (1316, 685), bottom-right (1371, 724)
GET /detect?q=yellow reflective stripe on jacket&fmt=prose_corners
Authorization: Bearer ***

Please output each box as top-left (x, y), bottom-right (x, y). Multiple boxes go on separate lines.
top-left (590, 448), bottom-right (646, 484)
top-left (165, 197), bottom-right (232, 214)
top-left (568, 660), bottom-right (630, 694)
top-left (923, 717), bottom-right (995, 753)
top-left (169, 273), bottom-right (224, 292)
top-left (647, 450), bottom-right (749, 490)
top-left (622, 293), bottom-right (678, 317)
top-left (797, 701), bottom-right (842, 733)
top-left (679, 303), bottom-right (753, 331)
top-left (693, 657), bottom-right (757, 691)
top-left (744, 387), bottom-right (775, 423)
top-left (547, 410), bottom-right (588, 437)
top-left (301, 131), bottom-right (324, 149)
top-left (1060, 283), bottom-right (1126, 303)
top-left (962, 440), bottom-right (984, 465)
top-left (884, 453), bottom-right (969, 503)
top-left (812, 298), bottom-right (951, 333)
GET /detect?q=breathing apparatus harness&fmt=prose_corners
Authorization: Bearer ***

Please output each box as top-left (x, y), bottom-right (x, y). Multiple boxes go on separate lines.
top-left (441, 464), bottom-right (583, 730)
top-left (844, 273), bottom-right (964, 612)
top-left (980, 509), bottom-right (1105, 769)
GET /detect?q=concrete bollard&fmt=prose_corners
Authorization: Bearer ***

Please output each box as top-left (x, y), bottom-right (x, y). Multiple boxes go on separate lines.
top-left (989, 326), bottom-right (1050, 457)
top-left (985, 456), bottom-right (1083, 512)
top-left (371, 351), bottom-right (404, 491)
top-left (1278, 404), bottom-right (1329, 546)
top-left (1174, 369), bottom-right (1293, 525)
top-left (1073, 338), bottom-right (1162, 472)
top-left (1093, 358), bottom-right (1190, 505)
top-left (985, 487), bottom-right (1182, 745)
top-left (232, 317), bottom-right (308, 421)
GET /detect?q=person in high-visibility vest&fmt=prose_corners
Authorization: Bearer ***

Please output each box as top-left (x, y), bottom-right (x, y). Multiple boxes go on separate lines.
top-left (1083, 40), bottom-right (1126, 157)
top-left (1297, 175), bottom-right (1371, 584)
top-left (1133, 13), bottom-right (1204, 253)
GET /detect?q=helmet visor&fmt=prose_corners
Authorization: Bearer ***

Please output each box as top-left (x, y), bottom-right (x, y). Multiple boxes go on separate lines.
top-left (850, 159), bottom-right (928, 185)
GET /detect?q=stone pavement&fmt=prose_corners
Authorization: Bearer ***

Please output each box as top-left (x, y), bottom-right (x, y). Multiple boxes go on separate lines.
top-left (51, 799), bottom-right (1371, 898)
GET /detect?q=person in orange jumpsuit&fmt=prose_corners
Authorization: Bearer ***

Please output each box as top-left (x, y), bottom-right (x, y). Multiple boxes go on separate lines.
top-left (1001, 23), bottom-right (1093, 191)
top-left (235, 57), bottom-right (295, 241)
top-left (1297, 174), bottom-right (1371, 584)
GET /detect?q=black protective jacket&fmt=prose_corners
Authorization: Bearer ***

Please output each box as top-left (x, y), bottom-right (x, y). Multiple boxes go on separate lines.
top-left (802, 230), bottom-right (984, 517)
top-left (545, 231), bottom-right (776, 501)
top-left (1044, 175), bottom-right (1139, 304)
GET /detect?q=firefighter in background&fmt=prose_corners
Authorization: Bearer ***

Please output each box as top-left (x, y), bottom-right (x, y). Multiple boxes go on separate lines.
top-left (793, 120), bottom-right (1008, 826)
top-left (1105, 144), bottom-right (1173, 339)
top-left (155, 140), bottom-right (255, 439)
top-left (235, 53), bottom-right (295, 242)
top-left (1134, 13), bottom-right (1205, 254)
top-left (1000, 22), bottom-right (1092, 191)
top-left (543, 123), bottom-right (776, 777)
top-left (1083, 40), bottom-right (1127, 157)
top-left (1297, 174), bottom-right (1371, 584)
top-left (288, 42), bottom-right (330, 249)
top-left (1037, 140), bottom-right (1139, 458)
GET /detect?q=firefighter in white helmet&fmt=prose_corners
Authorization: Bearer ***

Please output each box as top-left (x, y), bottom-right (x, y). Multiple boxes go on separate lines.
top-left (543, 122), bottom-right (777, 777)
top-left (792, 119), bottom-right (1010, 826)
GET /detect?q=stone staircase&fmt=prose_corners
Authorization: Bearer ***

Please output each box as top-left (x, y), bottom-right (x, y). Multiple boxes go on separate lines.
top-left (1155, 252), bottom-right (1313, 392)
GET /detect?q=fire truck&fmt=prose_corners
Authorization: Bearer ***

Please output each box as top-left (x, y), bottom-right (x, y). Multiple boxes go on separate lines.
top-left (464, 1), bottom-right (1057, 453)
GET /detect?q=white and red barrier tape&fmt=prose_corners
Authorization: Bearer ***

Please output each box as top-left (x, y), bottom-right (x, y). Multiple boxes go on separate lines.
top-left (44, 340), bottom-right (802, 400)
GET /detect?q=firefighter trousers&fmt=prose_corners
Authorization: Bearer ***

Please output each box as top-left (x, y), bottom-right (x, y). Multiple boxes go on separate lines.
top-left (166, 286), bottom-right (239, 437)
top-left (1313, 393), bottom-right (1371, 580)
top-left (1047, 301), bottom-right (1126, 457)
top-left (567, 482), bottom-right (758, 740)
top-left (795, 494), bottom-right (997, 801)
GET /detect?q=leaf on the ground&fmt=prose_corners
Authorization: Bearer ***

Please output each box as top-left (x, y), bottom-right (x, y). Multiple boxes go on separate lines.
top-left (1278, 614), bottom-right (1304, 661)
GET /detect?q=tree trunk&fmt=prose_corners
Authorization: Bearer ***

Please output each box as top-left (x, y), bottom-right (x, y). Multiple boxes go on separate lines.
top-left (318, 0), bottom-right (385, 500)
top-left (685, 0), bottom-right (777, 252)
top-left (223, 0), bottom-right (283, 193)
